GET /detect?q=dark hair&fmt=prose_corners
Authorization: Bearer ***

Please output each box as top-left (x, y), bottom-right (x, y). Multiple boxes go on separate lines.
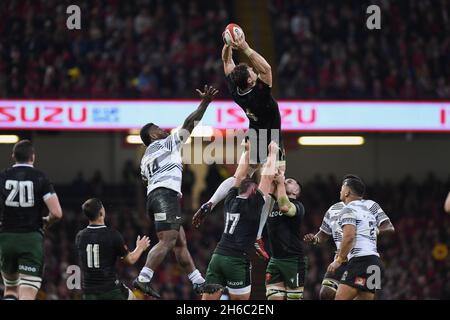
top-left (343, 177), bottom-right (365, 197)
top-left (82, 198), bottom-right (104, 221)
top-left (140, 122), bottom-right (155, 146)
top-left (230, 63), bottom-right (250, 90)
top-left (12, 140), bottom-right (34, 163)
top-left (238, 177), bottom-right (257, 194)
top-left (343, 174), bottom-right (362, 182)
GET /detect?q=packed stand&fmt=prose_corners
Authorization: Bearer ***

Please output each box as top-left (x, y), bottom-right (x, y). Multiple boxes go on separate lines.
top-left (271, 0), bottom-right (450, 99)
top-left (0, 0), bottom-right (233, 99)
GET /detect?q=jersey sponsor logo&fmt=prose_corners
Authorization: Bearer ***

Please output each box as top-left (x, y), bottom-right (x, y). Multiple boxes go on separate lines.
top-left (154, 212), bottom-right (167, 222)
top-left (269, 210), bottom-right (283, 218)
top-left (245, 108), bottom-right (258, 122)
top-left (0, 106), bottom-right (87, 124)
top-left (19, 265), bottom-right (37, 273)
top-left (227, 280), bottom-right (244, 286)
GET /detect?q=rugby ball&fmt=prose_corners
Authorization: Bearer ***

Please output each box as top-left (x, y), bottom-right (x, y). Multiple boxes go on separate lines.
top-left (222, 23), bottom-right (244, 46)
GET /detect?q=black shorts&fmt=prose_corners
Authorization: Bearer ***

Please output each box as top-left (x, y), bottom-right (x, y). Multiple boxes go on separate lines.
top-left (147, 188), bottom-right (182, 232)
top-left (322, 262), bottom-right (348, 291)
top-left (247, 129), bottom-right (285, 164)
top-left (340, 255), bottom-right (384, 293)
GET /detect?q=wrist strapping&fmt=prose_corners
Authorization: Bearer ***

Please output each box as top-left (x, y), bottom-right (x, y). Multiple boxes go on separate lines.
top-left (244, 47), bottom-right (253, 56)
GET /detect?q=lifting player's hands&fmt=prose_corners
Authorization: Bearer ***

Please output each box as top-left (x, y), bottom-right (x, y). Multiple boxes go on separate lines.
top-left (274, 168), bottom-right (285, 185)
top-left (196, 85), bottom-right (219, 103)
top-left (268, 141), bottom-right (279, 155)
top-left (241, 138), bottom-right (251, 152)
top-left (136, 235), bottom-right (151, 252)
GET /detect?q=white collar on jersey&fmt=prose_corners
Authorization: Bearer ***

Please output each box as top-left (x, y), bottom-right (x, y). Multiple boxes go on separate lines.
top-left (13, 164), bottom-right (34, 168)
top-left (87, 225), bottom-right (107, 229)
top-left (237, 86), bottom-right (254, 96)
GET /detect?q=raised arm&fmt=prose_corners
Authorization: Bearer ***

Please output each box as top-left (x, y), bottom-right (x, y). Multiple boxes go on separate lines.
top-left (181, 85), bottom-right (218, 135)
top-left (273, 171), bottom-right (297, 217)
top-left (258, 142), bottom-right (278, 196)
top-left (222, 44), bottom-right (236, 76)
top-left (232, 140), bottom-right (251, 188)
top-left (231, 33), bottom-right (272, 86)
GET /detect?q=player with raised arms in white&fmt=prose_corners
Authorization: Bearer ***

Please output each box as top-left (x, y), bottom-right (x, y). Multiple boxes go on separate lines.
top-left (133, 85), bottom-right (222, 298)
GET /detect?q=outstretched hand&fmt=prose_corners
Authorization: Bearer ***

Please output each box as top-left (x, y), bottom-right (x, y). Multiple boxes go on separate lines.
top-left (196, 85), bottom-right (219, 103)
top-left (136, 235), bottom-right (151, 251)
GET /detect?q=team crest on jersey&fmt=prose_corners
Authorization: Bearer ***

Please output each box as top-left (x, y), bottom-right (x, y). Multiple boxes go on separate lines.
top-left (245, 109), bottom-right (258, 122)
top-left (354, 277), bottom-right (366, 286)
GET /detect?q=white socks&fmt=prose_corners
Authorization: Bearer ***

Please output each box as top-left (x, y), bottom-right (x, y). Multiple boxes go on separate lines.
top-left (257, 196), bottom-right (275, 240)
top-left (140, 267), bottom-right (204, 285)
top-left (188, 269), bottom-right (205, 285)
top-left (208, 177), bottom-right (236, 209)
top-left (138, 267), bottom-right (154, 283)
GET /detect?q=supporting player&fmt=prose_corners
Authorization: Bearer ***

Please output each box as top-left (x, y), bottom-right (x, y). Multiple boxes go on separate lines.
top-left (195, 29), bottom-right (283, 260)
top-left (193, 141), bottom-right (278, 300)
top-left (76, 198), bottom-right (150, 300)
top-left (133, 85), bottom-right (221, 298)
top-left (327, 177), bottom-right (388, 300)
top-left (0, 140), bottom-right (63, 300)
top-left (304, 175), bottom-right (394, 300)
top-left (265, 171), bottom-right (307, 300)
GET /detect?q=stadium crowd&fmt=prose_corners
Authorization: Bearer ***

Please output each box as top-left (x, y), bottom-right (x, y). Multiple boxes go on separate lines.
top-left (1, 0), bottom-right (449, 99)
top-left (271, 0), bottom-right (450, 99)
top-left (0, 0), bottom-right (233, 99)
top-left (20, 165), bottom-right (450, 300)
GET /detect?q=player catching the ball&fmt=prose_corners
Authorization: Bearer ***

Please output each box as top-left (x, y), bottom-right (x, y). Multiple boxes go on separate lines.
top-left (194, 24), bottom-right (283, 260)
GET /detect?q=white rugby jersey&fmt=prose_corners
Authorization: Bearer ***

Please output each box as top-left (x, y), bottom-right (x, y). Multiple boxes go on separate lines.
top-left (320, 200), bottom-right (389, 253)
top-left (339, 200), bottom-right (381, 259)
top-left (140, 131), bottom-right (183, 196)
